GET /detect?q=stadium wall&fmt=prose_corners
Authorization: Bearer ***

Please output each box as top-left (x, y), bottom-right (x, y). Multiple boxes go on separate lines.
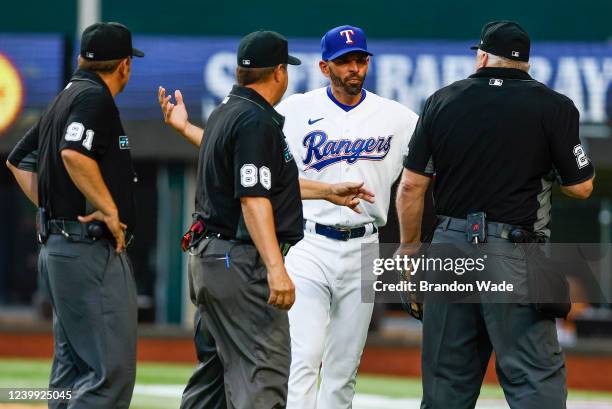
top-left (1, 0), bottom-right (611, 41)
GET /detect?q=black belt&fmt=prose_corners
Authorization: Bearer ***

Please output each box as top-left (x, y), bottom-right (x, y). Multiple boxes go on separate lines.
top-left (304, 219), bottom-right (377, 241)
top-left (438, 216), bottom-right (548, 243)
top-left (437, 216), bottom-right (515, 239)
top-left (206, 232), bottom-right (293, 257)
top-left (437, 216), bottom-right (529, 240)
top-left (47, 219), bottom-right (132, 245)
top-left (48, 219), bottom-right (96, 239)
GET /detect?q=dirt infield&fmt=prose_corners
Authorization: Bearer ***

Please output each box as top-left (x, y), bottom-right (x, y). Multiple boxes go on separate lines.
top-left (1, 332), bottom-right (611, 392)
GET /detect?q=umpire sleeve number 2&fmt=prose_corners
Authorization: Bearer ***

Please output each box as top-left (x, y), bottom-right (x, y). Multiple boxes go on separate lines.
top-left (573, 144), bottom-right (589, 169)
top-left (65, 122), bottom-right (95, 151)
top-left (240, 164), bottom-right (271, 190)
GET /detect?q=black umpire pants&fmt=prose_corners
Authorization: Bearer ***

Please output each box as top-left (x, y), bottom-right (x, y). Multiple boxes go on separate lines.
top-left (420, 227), bottom-right (567, 409)
top-left (181, 237), bottom-right (291, 409)
top-left (39, 234), bottom-right (138, 409)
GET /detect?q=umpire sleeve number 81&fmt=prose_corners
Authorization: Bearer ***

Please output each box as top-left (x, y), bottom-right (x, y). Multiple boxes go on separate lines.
top-left (65, 122), bottom-right (95, 151)
top-left (240, 164), bottom-right (271, 190)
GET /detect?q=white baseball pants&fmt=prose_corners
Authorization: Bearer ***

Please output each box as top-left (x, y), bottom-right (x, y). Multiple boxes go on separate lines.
top-left (285, 228), bottom-right (378, 409)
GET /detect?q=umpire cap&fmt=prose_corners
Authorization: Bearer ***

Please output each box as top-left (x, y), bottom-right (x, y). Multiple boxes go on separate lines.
top-left (471, 21), bottom-right (530, 62)
top-left (81, 22), bottom-right (145, 61)
top-left (237, 31), bottom-right (301, 68)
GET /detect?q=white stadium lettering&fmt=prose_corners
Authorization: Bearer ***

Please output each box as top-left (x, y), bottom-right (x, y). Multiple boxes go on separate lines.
top-left (375, 55), bottom-right (413, 104)
top-left (441, 56), bottom-right (474, 86)
top-left (528, 57), bottom-right (553, 84)
top-left (203, 52), bottom-right (235, 118)
top-left (411, 55), bottom-right (440, 108)
top-left (581, 57), bottom-right (611, 123)
top-left (554, 58), bottom-right (584, 120)
top-left (201, 51), bottom-right (610, 125)
top-left (285, 53), bottom-right (327, 96)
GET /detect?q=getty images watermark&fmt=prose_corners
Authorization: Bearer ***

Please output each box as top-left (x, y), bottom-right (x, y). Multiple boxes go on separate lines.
top-left (371, 253), bottom-right (514, 293)
top-left (360, 243), bottom-right (612, 304)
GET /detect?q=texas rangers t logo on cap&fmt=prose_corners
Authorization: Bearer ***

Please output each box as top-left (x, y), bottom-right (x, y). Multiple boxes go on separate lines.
top-left (340, 29), bottom-right (355, 44)
top-left (321, 25), bottom-right (373, 61)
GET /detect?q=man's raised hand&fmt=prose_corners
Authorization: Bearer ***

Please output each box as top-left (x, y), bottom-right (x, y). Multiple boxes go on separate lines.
top-left (158, 86), bottom-right (189, 133)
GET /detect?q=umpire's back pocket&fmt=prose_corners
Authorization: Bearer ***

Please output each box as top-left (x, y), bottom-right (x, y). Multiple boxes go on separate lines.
top-left (524, 245), bottom-right (571, 318)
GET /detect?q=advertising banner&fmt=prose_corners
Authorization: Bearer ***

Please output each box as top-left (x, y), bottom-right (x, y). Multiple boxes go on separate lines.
top-left (119, 37), bottom-right (611, 124)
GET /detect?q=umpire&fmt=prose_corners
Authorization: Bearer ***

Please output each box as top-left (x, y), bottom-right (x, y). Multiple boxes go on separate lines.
top-left (396, 21), bottom-right (594, 409)
top-left (6, 22), bottom-right (143, 408)
top-left (183, 31), bottom-right (302, 409)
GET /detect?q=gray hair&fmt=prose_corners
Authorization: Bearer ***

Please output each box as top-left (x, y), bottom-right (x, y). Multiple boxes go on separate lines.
top-left (479, 49), bottom-right (530, 71)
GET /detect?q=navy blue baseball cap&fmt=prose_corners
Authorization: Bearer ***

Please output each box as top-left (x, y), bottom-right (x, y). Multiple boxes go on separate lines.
top-left (321, 25), bottom-right (373, 61)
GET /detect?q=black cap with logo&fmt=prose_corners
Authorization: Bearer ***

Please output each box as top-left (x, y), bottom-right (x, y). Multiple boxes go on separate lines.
top-left (470, 21), bottom-right (530, 62)
top-left (80, 22), bottom-right (145, 61)
top-left (237, 31), bottom-right (301, 68)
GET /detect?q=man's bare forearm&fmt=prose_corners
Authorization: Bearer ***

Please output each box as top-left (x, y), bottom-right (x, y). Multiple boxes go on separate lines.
top-left (397, 188), bottom-right (424, 244)
top-left (560, 175), bottom-right (594, 199)
top-left (180, 123), bottom-right (204, 148)
top-left (396, 170), bottom-right (431, 244)
top-left (168, 114), bottom-right (203, 147)
top-left (6, 160), bottom-right (38, 206)
top-left (240, 196), bottom-right (283, 270)
top-left (241, 196), bottom-right (295, 310)
top-left (299, 179), bottom-right (332, 200)
top-left (61, 150), bottom-right (119, 218)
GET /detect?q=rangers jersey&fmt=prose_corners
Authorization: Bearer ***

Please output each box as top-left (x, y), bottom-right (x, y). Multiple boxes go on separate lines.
top-left (276, 86), bottom-right (419, 228)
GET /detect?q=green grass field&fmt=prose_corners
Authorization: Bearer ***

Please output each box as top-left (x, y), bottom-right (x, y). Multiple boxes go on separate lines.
top-left (0, 358), bottom-right (611, 408)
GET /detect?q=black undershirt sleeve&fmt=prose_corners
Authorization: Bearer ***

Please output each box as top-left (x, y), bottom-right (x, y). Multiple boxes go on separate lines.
top-left (7, 118), bottom-right (41, 172)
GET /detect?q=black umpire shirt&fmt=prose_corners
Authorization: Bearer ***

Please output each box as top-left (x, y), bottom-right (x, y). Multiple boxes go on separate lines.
top-left (195, 85), bottom-right (303, 245)
top-left (7, 69), bottom-right (137, 233)
top-left (404, 67), bottom-right (595, 233)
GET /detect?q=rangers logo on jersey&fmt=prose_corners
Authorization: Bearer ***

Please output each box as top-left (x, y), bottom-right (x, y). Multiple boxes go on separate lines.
top-left (302, 131), bottom-right (393, 171)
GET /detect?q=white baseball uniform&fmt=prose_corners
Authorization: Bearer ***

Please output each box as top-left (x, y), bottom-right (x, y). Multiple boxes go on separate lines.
top-left (276, 86), bottom-right (418, 409)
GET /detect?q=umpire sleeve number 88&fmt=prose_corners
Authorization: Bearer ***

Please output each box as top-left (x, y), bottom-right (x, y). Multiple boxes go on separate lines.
top-left (240, 164), bottom-right (271, 190)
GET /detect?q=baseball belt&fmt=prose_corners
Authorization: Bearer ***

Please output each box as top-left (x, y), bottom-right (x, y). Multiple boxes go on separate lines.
top-left (201, 231), bottom-right (293, 257)
top-left (437, 216), bottom-right (547, 243)
top-left (47, 219), bottom-right (133, 246)
top-left (303, 219), bottom-right (377, 241)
